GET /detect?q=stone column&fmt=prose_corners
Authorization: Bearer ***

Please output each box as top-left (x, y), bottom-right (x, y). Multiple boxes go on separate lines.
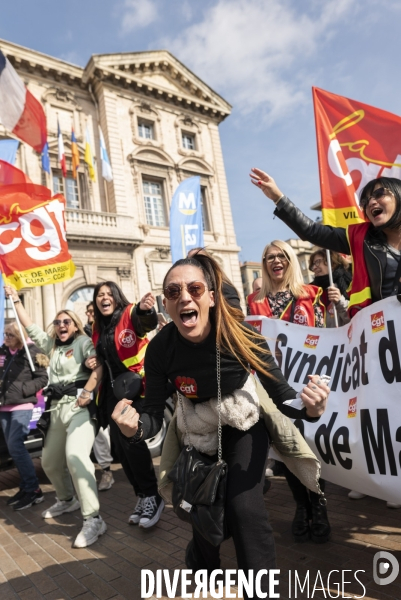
top-left (42, 285), bottom-right (57, 329)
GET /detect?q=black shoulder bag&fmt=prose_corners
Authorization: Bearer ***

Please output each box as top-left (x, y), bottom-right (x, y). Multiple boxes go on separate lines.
top-left (168, 344), bottom-right (228, 547)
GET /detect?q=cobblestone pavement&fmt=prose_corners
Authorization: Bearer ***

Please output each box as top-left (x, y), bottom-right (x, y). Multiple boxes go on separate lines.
top-left (0, 458), bottom-right (400, 600)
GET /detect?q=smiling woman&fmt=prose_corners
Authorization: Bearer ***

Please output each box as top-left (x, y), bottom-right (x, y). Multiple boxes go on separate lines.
top-left (3, 285), bottom-right (106, 549)
top-left (250, 169), bottom-right (401, 316)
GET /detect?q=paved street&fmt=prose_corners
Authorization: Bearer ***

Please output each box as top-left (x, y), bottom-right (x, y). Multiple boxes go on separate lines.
top-left (0, 458), bottom-right (400, 600)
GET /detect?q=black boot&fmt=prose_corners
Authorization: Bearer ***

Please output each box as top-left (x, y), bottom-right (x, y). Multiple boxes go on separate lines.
top-left (310, 495), bottom-right (331, 544)
top-left (292, 502), bottom-right (311, 542)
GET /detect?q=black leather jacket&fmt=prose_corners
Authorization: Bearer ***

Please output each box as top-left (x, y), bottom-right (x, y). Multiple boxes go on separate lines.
top-left (274, 196), bottom-right (392, 303)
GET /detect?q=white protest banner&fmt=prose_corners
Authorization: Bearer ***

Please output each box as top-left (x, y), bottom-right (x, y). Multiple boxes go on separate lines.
top-left (246, 296), bottom-right (401, 504)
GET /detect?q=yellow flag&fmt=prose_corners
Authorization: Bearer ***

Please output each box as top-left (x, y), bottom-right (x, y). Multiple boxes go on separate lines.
top-left (85, 125), bottom-right (96, 182)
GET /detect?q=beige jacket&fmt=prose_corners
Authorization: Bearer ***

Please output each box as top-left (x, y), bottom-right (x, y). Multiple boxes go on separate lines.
top-left (159, 379), bottom-right (322, 503)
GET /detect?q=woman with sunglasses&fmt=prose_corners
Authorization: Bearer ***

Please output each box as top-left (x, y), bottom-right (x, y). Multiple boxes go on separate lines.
top-left (111, 253), bottom-right (329, 596)
top-left (0, 322), bottom-right (48, 511)
top-left (4, 286), bottom-right (105, 548)
top-left (247, 239), bottom-right (325, 327)
top-left (88, 281), bottom-right (163, 528)
top-left (247, 240), bottom-right (331, 543)
top-left (309, 249), bottom-right (351, 328)
top-left (250, 169), bottom-right (401, 316)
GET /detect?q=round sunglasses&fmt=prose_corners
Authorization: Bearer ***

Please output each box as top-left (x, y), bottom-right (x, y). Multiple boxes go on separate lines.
top-left (163, 281), bottom-right (207, 301)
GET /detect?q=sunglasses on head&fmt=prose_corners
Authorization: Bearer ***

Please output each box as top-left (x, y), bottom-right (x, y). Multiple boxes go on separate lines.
top-left (53, 319), bottom-right (72, 327)
top-left (163, 281), bottom-right (207, 301)
top-left (360, 187), bottom-right (391, 210)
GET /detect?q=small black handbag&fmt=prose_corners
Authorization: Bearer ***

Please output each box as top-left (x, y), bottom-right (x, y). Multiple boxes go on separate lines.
top-left (168, 344), bottom-right (228, 547)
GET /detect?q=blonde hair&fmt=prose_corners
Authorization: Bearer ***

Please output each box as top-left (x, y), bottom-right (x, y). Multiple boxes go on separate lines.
top-left (46, 309), bottom-right (86, 339)
top-left (5, 322), bottom-right (27, 347)
top-left (256, 240), bottom-right (308, 301)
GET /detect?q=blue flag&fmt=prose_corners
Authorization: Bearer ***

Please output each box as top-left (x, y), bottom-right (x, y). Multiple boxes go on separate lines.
top-left (169, 176), bottom-right (204, 263)
top-left (0, 139), bottom-right (19, 164)
top-left (41, 141), bottom-right (50, 173)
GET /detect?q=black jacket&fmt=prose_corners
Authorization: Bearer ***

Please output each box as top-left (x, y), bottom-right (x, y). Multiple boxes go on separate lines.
top-left (274, 196), bottom-right (391, 303)
top-left (0, 344), bottom-right (49, 407)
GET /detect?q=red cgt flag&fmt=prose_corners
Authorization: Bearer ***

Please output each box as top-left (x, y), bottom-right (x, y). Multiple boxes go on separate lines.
top-left (313, 87), bottom-right (401, 227)
top-left (0, 160), bottom-right (75, 290)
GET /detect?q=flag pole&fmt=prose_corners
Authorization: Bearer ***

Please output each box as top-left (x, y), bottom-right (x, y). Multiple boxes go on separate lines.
top-left (326, 249), bottom-right (339, 327)
top-left (9, 298), bottom-right (35, 372)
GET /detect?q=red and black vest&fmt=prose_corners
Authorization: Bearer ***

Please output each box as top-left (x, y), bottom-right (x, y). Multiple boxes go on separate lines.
top-left (346, 222), bottom-right (372, 317)
top-left (92, 304), bottom-right (149, 394)
top-left (247, 284), bottom-right (324, 326)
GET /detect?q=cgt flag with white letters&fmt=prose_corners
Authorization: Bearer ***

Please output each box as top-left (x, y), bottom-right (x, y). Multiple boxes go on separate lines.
top-left (246, 298), bottom-right (401, 504)
top-left (169, 176), bottom-right (204, 263)
top-left (0, 160), bottom-right (75, 289)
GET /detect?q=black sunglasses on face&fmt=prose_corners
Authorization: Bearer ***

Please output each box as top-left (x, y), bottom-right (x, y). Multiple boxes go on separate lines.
top-left (4, 332), bottom-right (15, 338)
top-left (53, 319), bottom-right (73, 327)
top-left (163, 281), bottom-right (207, 301)
top-left (360, 187), bottom-right (392, 210)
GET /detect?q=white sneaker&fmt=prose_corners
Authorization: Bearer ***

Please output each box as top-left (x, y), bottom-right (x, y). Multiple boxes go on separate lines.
top-left (98, 470), bottom-right (115, 491)
top-left (139, 496), bottom-right (164, 529)
top-left (348, 490), bottom-right (367, 500)
top-left (129, 495), bottom-right (145, 525)
top-left (42, 497), bottom-right (80, 518)
top-left (386, 502), bottom-right (401, 509)
top-left (73, 516), bottom-right (107, 548)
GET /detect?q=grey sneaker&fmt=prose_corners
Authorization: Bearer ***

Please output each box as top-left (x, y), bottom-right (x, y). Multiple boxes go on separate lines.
top-left (73, 516), bottom-right (107, 548)
top-left (98, 470), bottom-right (114, 491)
top-left (42, 497), bottom-right (80, 519)
top-left (129, 495), bottom-right (145, 525)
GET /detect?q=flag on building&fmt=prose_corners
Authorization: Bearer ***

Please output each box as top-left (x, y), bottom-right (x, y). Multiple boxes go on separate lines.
top-left (0, 50), bottom-right (47, 153)
top-left (169, 176), bottom-right (204, 263)
top-left (41, 141), bottom-right (50, 174)
top-left (58, 119), bottom-right (66, 177)
top-left (0, 161), bottom-right (75, 290)
top-left (84, 125), bottom-right (96, 182)
top-left (0, 139), bottom-right (19, 165)
top-left (99, 127), bottom-right (113, 182)
top-left (71, 127), bottom-right (80, 177)
top-left (313, 87), bottom-right (401, 227)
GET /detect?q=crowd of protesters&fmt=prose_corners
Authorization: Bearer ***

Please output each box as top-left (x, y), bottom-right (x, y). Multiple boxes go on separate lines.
top-left (0, 171), bottom-right (400, 596)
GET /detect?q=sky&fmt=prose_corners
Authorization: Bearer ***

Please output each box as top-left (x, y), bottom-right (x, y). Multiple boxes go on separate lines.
top-left (2, 0), bottom-right (401, 262)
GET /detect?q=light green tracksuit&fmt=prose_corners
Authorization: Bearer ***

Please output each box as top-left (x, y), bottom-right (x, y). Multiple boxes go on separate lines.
top-left (26, 324), bottom-right (99, 518)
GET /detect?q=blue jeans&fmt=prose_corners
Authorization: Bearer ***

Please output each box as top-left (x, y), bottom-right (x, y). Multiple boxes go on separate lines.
top-left (0, 410), bottom-right (39, 492)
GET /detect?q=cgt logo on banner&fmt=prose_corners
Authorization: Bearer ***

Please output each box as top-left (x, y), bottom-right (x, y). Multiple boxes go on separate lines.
top-left (0, 172), bottom-right (75, 289)
top-left (246, 296), bottom-right (401, 504)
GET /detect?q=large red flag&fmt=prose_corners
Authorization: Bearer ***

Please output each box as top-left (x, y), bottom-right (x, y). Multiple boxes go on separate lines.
top-left (0, 161), bottom-right (75, 289)
top-left (313, 87), bottom-right (401, 227)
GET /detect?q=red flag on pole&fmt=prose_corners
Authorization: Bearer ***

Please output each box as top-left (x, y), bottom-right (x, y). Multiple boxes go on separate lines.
top-left (313, 87), bottom-right (401, 227)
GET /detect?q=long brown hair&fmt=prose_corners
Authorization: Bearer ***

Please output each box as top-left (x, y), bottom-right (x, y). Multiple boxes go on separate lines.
top-left (163, 255), bottom-right (273, 378)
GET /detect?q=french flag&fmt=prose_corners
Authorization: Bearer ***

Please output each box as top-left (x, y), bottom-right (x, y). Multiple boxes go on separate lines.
top-left (58, 118), bottom-right (66, 177)
top-left (0, 50), bottom-right (47, 153)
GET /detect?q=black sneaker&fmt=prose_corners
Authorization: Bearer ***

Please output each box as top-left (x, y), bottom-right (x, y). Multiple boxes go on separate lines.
top-left (13, 489), bottom-right (44, 511)
top-left (138, 495), bottom-right (164, 528)
top-left (6, 489), bottom-right (26, 506)
top-left (128, 494), bottom-right (145, 525)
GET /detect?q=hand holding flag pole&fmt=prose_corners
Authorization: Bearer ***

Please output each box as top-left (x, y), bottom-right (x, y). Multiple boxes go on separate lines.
top-left (3, 283), bottom-right (35, 372)
top-left (325, 250), bottom-right (339, 328)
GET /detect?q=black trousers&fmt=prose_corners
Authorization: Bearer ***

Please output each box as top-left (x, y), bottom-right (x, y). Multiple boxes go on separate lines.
top-left (192, 419), bottom-right (275, 599)
top-left (106, 394), bottom-right (159, 497)
top-left (281, 462), bottom-right (325, 505)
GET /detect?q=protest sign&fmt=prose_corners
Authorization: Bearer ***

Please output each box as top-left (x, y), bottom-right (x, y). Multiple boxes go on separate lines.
top-left (0, 163), bottom-right (75, 289)
top-left (247, 297), bottom-right (401, 503)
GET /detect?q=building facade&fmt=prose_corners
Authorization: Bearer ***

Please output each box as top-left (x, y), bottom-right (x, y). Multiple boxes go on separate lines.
top-left (0, 39), bottom-right (242, 327)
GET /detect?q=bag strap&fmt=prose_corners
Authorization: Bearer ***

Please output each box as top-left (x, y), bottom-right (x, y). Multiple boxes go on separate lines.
top-left (177, 343), bottom-right (223, 463)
